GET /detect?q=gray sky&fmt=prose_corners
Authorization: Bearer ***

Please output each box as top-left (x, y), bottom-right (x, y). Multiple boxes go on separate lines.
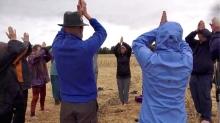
top-left (0, 0), bottom-right (219, 47)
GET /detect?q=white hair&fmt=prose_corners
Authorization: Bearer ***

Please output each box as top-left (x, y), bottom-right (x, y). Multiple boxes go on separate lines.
top-left (213, 17), bottom-right (220, 27)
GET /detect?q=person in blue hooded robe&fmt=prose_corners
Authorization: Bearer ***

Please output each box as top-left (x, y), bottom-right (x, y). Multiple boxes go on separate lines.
top-left (132, 11), bottom-right (193, 123)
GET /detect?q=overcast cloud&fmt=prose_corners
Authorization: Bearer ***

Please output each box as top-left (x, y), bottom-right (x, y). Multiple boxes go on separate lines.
top-left (0, 0), bottom-right (219, 47)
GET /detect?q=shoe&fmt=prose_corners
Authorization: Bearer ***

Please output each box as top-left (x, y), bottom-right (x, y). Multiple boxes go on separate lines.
top-left (30, 112), bottom-right (35, 117)
top-left (55, 99), bottom-right (60, 105)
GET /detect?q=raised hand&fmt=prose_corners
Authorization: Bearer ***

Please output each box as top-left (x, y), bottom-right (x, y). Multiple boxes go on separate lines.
top-left (21, 32), bottom-right (29, 42)
top-left (120, 36), bottom-right (123, 45)
top-left (77, 0), bottom-right (91, 20)
top-left (42, 42), bottom-right (46, 47)
top-left (77, 0), bottom-right (83, 16)
top-left (160, 11), bottom-right (167, 26)
top-left (6, 26), bottom-right (17, 40)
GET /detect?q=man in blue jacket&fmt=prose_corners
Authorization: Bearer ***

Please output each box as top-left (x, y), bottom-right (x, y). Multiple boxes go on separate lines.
top-left (132, 11), bottom-right (193, 123)
top-left (52, 0), bottom-right (107, 123)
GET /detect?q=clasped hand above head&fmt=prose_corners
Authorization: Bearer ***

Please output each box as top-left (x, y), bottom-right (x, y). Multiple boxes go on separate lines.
top-left (77, 0), bottom-right (92, 20)
top-left (160, 11), bottom-right (168, 26)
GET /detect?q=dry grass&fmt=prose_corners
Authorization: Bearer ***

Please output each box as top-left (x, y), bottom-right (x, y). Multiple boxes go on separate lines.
top-left (25, 54), bottom-right (218, 123)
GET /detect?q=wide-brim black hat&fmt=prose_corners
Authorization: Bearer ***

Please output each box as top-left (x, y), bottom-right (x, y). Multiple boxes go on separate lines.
top-left (58, 11), bottom-right (88, 27)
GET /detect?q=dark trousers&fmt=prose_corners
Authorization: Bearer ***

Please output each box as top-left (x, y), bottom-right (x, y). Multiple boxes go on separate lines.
top-left (0, 90), bottom-right (25, 123)
top-left (0, 111), bottom-right (13, 123)
top-left (31, 84), bottom-right (46, 116)
top-left (12, 89), bottom-right (28, 123)
top-left (60, 100), bottom-right (98, 123)
top-left (190, 75), bottom-right (212, 121)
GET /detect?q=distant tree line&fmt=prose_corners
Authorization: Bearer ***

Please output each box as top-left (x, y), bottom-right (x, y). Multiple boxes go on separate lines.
top-left (98, 46), bottom-right (115, 54)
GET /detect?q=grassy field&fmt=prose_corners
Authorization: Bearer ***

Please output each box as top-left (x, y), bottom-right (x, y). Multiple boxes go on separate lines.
top-left (25, 54), bottom-right (218, 123)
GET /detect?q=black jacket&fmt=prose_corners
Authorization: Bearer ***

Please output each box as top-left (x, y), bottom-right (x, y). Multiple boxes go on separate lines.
top-left (210, 31), bottom-right (220, 61)
top-left (185, 30), bottom-right (214, 75)
top-left (20, 43), bottom-right (32, 90)
top-left (114, 42), bottom-right (132, 78)
top-left (0, 40), bottom-right (26, 115)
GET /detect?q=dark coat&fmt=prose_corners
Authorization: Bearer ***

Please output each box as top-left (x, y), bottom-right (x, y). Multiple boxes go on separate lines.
top-left (114, 42), bottom-right (132, 78)
top-left (0, 40), bottom-right (26, 115)
top-left (20, 43), bottom-right (32, 90)
top-left (185, 30), bottom-right (214, 75)
top-left (28, 47), bottom-right (51, 87)
top-left (210, 31), bottom-right (220, 61)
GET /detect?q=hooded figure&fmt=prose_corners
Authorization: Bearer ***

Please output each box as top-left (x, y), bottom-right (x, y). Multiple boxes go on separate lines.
top-left (132, 22), bottom-right (193, 123)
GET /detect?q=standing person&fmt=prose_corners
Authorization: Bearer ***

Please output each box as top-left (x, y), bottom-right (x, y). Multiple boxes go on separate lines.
top-left (0, 27), bottom-right (30, 123)
top-left (50, 49), bottom-right (61, 105)
top-left (114, 36), bottom-right (132, 105)
top-left (132, 11), bottom-right (193, 123)
top-left (185, 20), bottom-right (213, 123)
top-left (52, 0), bottom-right (107, 123)
top-left (12, 33), bottom-right (32, 123)
top-left (28, 44), bottom-right (51, 117)
top-left (210, 17), bottom-right (220, 61)
top-left (209, 17), bottom-right (220, 123)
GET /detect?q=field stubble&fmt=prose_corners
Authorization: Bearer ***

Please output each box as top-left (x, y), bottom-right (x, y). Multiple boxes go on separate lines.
top-left (25, 54), bottom-right (218, 123)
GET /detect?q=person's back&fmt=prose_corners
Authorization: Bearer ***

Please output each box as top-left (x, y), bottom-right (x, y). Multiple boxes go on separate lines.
top-left (53, 37), bottom-right (105, 102)
top-left (52, 3), bottom-right (107, 104)
top-left (132, 19), bottom-right (193, 122)
top-left (52, 1), bottom-right (107, 122)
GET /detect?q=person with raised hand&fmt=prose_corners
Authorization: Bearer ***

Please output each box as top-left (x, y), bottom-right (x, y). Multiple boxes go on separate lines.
top-left (52, 0), bottom-right (107, 122)
top-left (0, 26), bottom-right (32, 123)
top-left (114, 36), bottom-right (132, 105)
top-left (185, 20), bottom-right (213, 123)
top-left (28, 43), bottom-right (51, 117)
top-left (132, 11), bottom-right (193, 123)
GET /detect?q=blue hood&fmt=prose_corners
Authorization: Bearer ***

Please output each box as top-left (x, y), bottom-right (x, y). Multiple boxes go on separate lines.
top-left (156, 22), bottom-right (183, 52)
top-left (132, 22), bottom-right (193, 123)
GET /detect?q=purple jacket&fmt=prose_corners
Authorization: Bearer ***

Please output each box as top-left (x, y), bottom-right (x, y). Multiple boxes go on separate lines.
top-left (28, 48), bottom-right (51, 87)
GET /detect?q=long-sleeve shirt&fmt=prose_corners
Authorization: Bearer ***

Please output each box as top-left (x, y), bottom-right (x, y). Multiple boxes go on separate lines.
top-left (185, 30), bottom-right (213, 75)
top-left (132, 22), bottom-right (192, 123)
top-left (52, 18), bottom-right (107, 103)
top-left (114, 42), bottom-right (132, 78)
top-left (28, 48), bottom-right (51, 87)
